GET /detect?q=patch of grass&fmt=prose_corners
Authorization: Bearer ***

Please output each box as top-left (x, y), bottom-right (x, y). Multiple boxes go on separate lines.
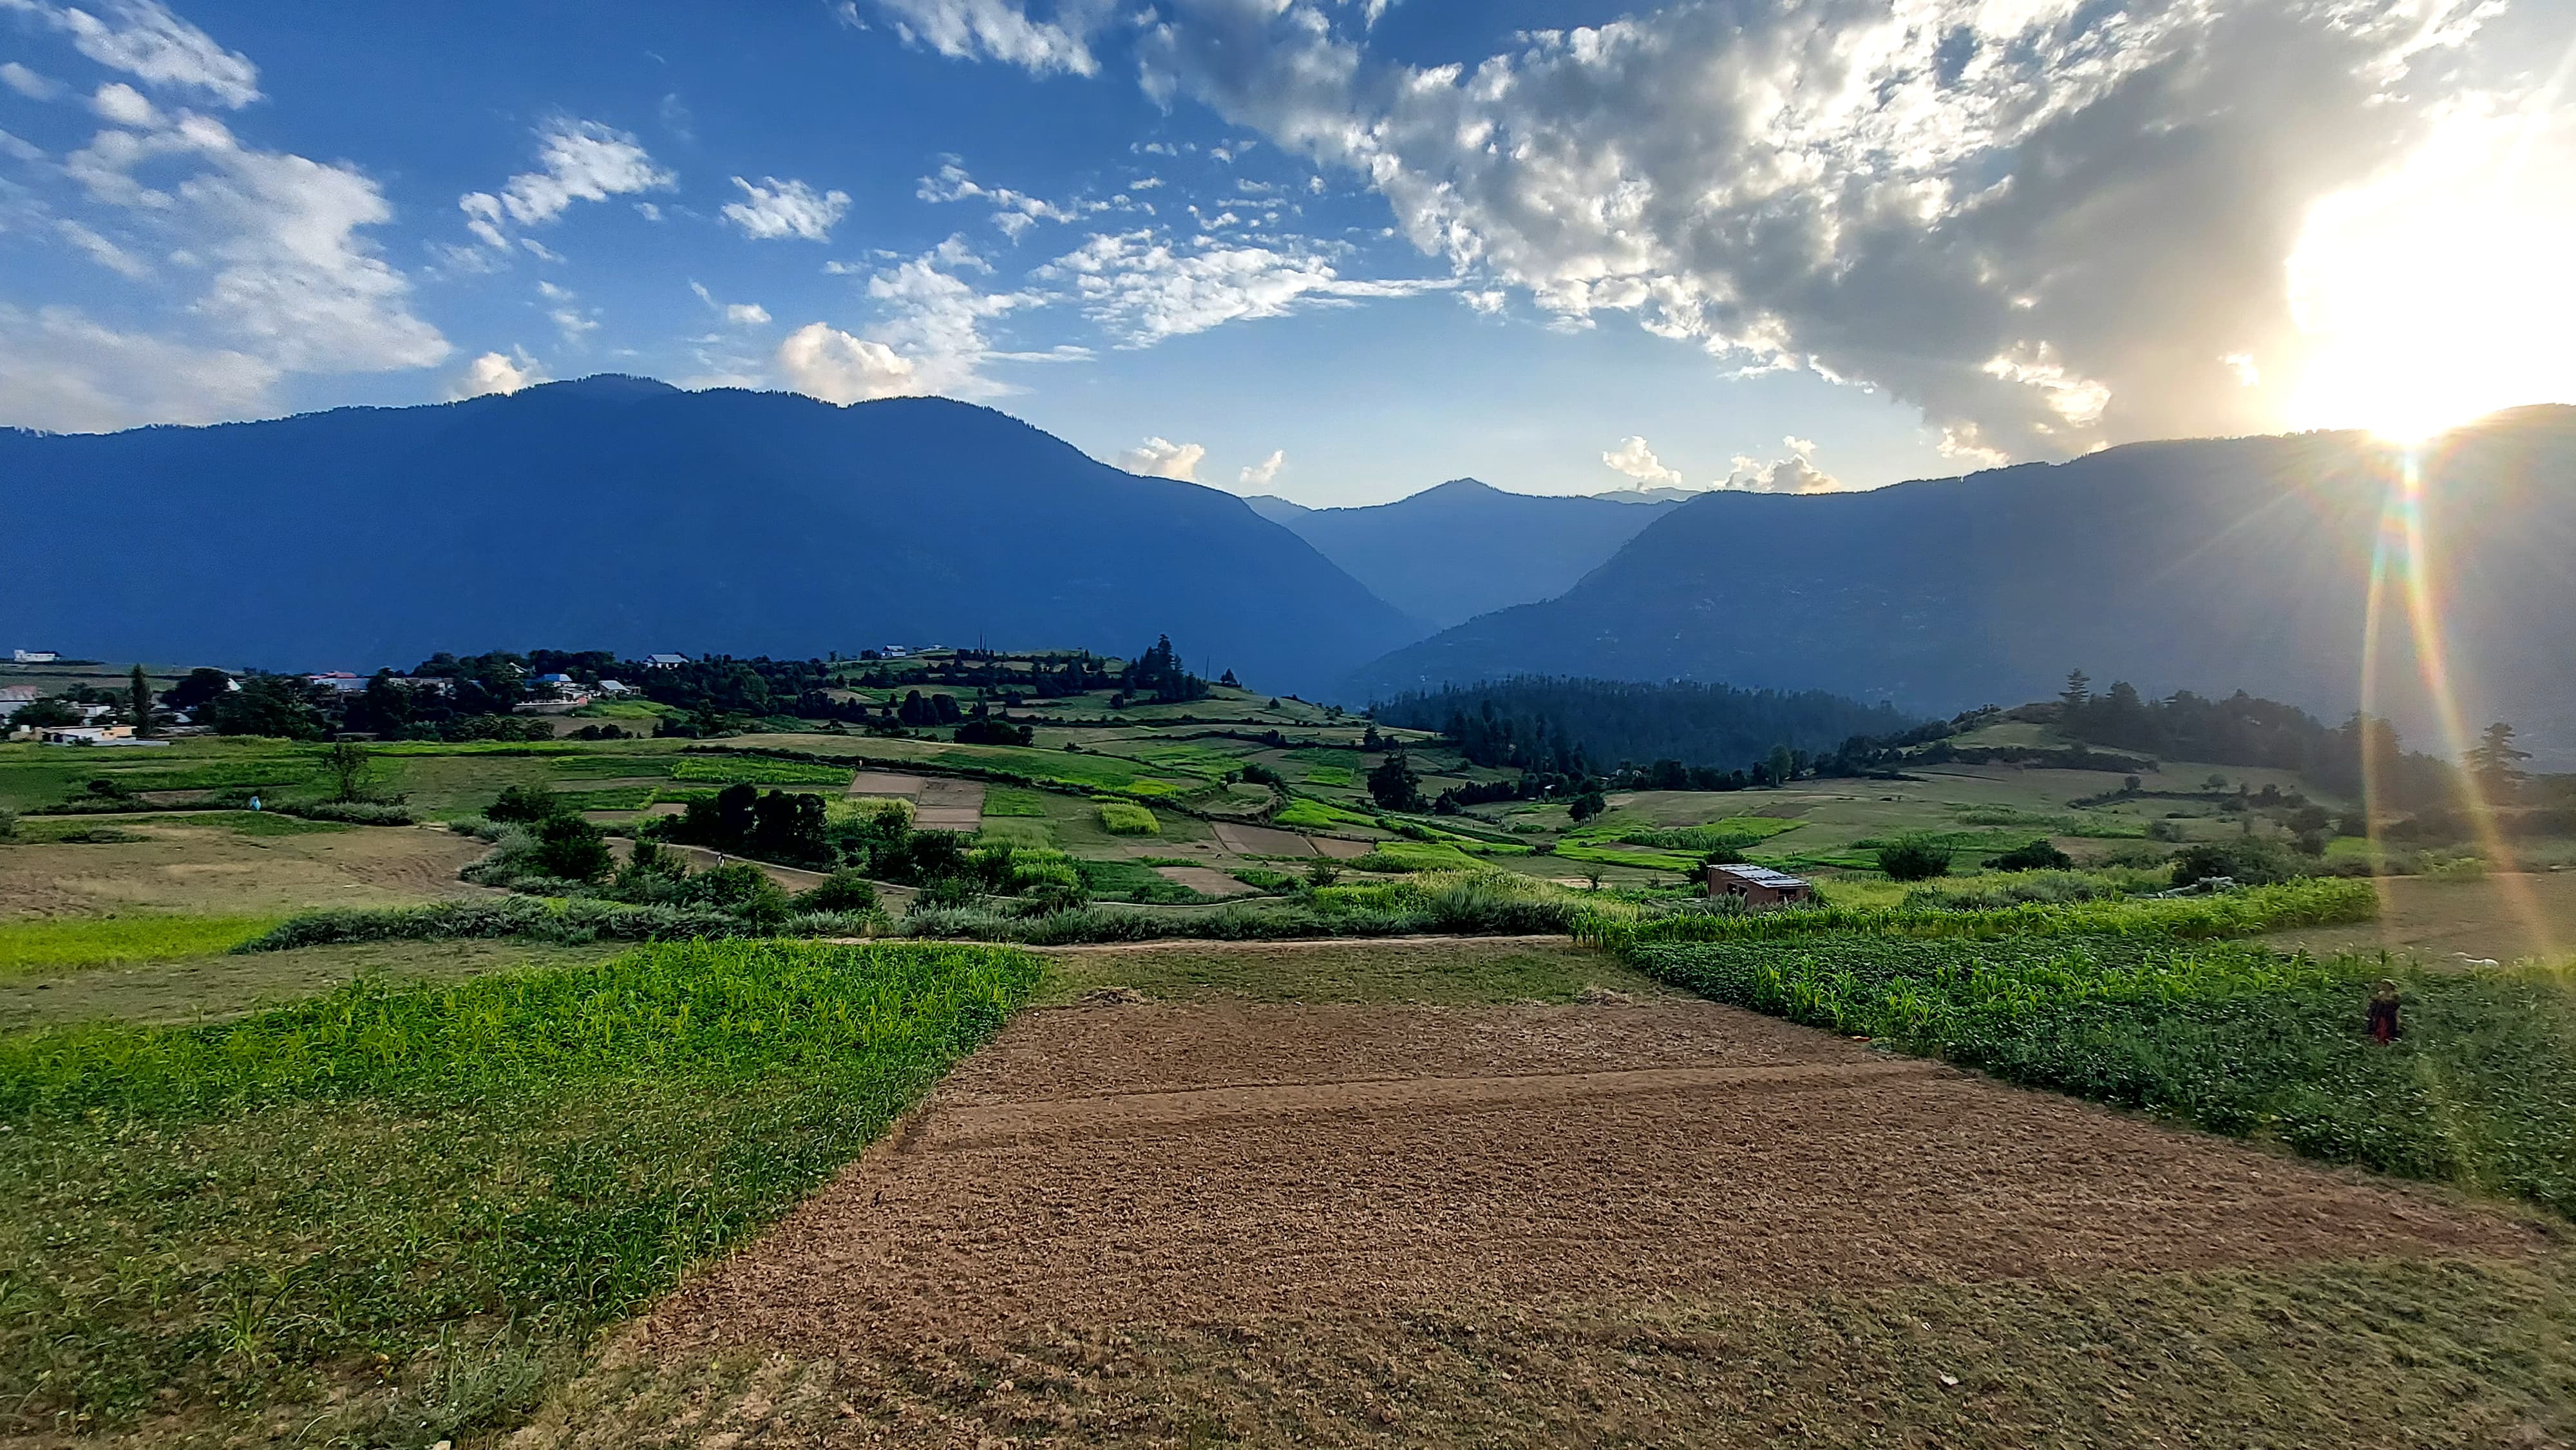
top-left (1301, 766), bottom-right (1355, 787)
top-left (203, 808), bottom-right (349, 836)
top-left (980, 787), bottom-right (1051, 817)
top-left (0, 939), bottom-right (1038, 1440)
top-left (0, 916), bottom-right (285, 981)
top-left (1034, 937), bottom-right (1670, 1006)
top-left (0, 939), bottom-right (625, 1031)
top-left (1351, 839), bottom-right (1486, 873)
top-left (1555, 840), bottom-right (1703, 873)
top-left (1271, 796), bottom-right (1374, 832)
top-left (1580, 878), bottom-right (2378, 951)
top-left (1094, 799), bottom-right (1160, 835)
top-left (669, 755), bottom-right (853, 787)
top-left (1074, 858), bottom-right (1206, 904)
top-left (1627, 932), bottom-right (2576, 1218)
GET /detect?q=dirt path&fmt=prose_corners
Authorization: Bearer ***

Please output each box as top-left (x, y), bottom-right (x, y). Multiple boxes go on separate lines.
top-left (661, 1001), bottom-right (2533, 1354)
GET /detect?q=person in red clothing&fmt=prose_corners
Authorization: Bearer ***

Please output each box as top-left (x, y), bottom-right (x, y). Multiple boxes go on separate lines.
top-left (2367, 979), bottom-right (2403, 1044)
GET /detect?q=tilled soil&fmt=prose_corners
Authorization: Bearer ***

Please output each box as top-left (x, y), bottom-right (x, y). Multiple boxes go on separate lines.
top-left (662, 1002), bottom-right (2534, 1357)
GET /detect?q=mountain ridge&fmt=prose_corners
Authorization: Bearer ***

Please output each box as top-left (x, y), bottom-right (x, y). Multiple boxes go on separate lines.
top-left (1347, 408), bottom-right (2576, 761)
top-left (1244, 476), bottom-right (1682, 630)
top-left (1, 380), bottom-right (1418, 695)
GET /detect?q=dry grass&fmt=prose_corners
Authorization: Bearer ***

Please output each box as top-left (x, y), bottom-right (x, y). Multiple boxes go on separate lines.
top-left (2264, 871), bottom-right (2576, 966)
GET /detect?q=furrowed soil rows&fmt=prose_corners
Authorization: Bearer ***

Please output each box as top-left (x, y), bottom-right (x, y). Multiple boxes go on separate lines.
top-left (662, 1001), bottom-right (2533, 1355)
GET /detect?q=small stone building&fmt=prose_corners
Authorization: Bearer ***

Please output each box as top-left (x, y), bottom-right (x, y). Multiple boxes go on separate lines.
top-left (1705, 863), bottom-right (1815, 907)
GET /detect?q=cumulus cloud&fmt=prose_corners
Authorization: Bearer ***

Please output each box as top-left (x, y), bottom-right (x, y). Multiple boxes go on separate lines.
top-left (448, 348), bottom-right (545, 400)
top-left (458, 119), bottom-right (673, 252)
top-left (1038, 229), bottom-right (1444, 346)
top-left (720, 174), bottom-right (851, 241)
top-left (1238, 448), bottom-right (1285, 489)
top-left (1718, 437), bottom-right (1846, 494)
top-left (1108, 0), bottom-right (2530, 461)
top-left (871, 0), bottom-right (1104, 77)
top-left (1116, 435), bottom-right (1205, 480)
top-left (1, 0), bottom-right (260, 107)
top-left (773, 321), bottom-right (920, 404)
top-left (57, 97), bottom-right (447, 375)
top-left (1600, 435), bottom-right (1681, 487)
top-left (0, 61), bottom-right (66, 100)
top-left (690, 281), bottom-right (772, 327)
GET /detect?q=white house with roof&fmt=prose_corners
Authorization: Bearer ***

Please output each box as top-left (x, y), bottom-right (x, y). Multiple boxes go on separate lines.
top-left (11, 650), bottom-right (59, 663)
top-left (645, 653), bottom-right (691, 668)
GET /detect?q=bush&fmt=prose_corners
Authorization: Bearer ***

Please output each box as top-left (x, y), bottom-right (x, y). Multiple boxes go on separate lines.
top-left (2172, 837), bottom-right (2307, 887)
top-left (797, 869), bottom-right (882, 915)
top-left (283, 800), bottom-right (417, 826)
top-left (0, 807), bottom-right (16, 842)
top-left (487, 784), bottom-right (562, 824)
top-left (1986, 839), bottom-right (2075, 872)
top-left (911, 876), bottom-right (985, 913)
top-left (1878, 837), bottom-right (1953, 881)
top-left (677, 863), bottom-right (793, 930)
top-left (531, 814), bottom-right (614, 885)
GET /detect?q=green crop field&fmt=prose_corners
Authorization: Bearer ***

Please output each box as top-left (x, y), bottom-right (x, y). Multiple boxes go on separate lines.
top-left (1094, 798), bottom-right (1160, 834)
top-left (0, 939), bottom-right (1037, 1443)
top-left (980, 786), bottom-right (1051, 816)
top-left (0, 916), bottom-right (285, 981)
top-left (668, 755), bottom-right (854, 786)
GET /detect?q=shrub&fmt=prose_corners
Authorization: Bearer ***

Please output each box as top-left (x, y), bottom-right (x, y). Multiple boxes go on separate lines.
top-left (1878, 837), bottom-right (1953, 881)
top-left (911, 876), bottom-right (985, 913)
top-left (797, 869), bottom-right (882, 915)
top-left (531, 814), bottom-right (614, 884)
top-left (0, 806), bottom-right (16, 842)
top-left (677, 863), bottom-right (793, 930)
top-left (284, 800), bottom-right (417, 826)
top-left (1986, 839), bottom-right (2075, 872)
top-left (487, 784), bottom-right (562, 824)
top-left (1095, 799), bottom-right (1159, 834)
top-left (2171, 837), bottom-right (2307, 887)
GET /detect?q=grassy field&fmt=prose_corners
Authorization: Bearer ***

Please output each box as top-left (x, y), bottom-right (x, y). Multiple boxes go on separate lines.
top-left (0, 939), bottom-right (1039, 1444)
top-left (0, 938), bottom-right (625, 1030)
top-left (1036, 936), bottom-right (1671, 1006)
top-left (0, 915), bottom-right (281, 981)
top-left (1610, 889), bottom-right (2576, 1219)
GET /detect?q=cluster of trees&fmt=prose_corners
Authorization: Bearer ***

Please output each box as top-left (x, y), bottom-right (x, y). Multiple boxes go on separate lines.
top-left (1377, 677), bottom-right (1922, 786)
top-left (2050, 671), bottom-right (2462, 809)
top-left (1123, 634), bottom-right (1210, 704)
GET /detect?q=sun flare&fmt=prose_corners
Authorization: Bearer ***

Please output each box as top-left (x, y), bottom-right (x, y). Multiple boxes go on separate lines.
top-left (2284, 93), bottom-right (2576, 443)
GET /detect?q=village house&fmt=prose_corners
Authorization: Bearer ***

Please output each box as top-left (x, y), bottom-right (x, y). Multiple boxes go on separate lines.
top-left (11, 649), bottom-right (59, 663)
top-left (1705, 863), bottom-right (1816, 908)
top-left (645, 653), bottom-right (691, 669)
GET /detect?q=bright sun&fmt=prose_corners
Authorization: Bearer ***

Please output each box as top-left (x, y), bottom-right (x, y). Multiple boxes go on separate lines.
top-left (2283, 95), bottom-right (2576, 444)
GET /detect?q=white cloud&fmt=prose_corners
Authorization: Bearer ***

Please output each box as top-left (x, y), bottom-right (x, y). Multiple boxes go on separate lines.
top-left (88, 80), bottom-right (156, 126)
top-left (61, 102), bottom-right (448, 374)
top-left (458, 119), bottom-right (673, 255)
top-left (1, 0), bottom-right (260, 107)
top-left (773, 321), bottom-right (921, 404)
top-left (0, 301), bottom-right (277, 431)
top-left (1123, 0), bottom-right (2530, 462)
top-left (55, 216), bottom-right (147, 276)
top-left (918, 161), bottom-right (1097, 238)
top-left (690, 280), bottom-right (771, 327)
top-left (1718, 437), bottom-right (1847, 495)
top-left (871, 0), bottom-right (1103, 78)
top-left (1116, 435), bottom-right (1204, 480)
top-left (448, 348), bottom-right (545, 400)
top-left (1238, 447), bottom-right (1285, 489)
top-left (1, 61), bottom-right (66, 100)
top-left (1038, 229), bottom-right (1444, 346)
top-left (1600, 435), bottom-right (1680, 487)
top-left (720, 174), bottom-right (851, 241)
top-left (0, 127), bottom-right (42, 161)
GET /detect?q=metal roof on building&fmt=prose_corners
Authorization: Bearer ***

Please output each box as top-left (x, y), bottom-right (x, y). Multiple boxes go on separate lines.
top-left (1709, 863), bottom-right (1811, 889)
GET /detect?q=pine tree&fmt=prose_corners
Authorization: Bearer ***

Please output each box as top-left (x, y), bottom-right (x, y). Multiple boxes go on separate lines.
top-left (2060, 669), bottom-right (2092, 710)
top-left (127, 663), bottom-right (153, 737)
top-left (2465, 720), bottom-right (2532, 796)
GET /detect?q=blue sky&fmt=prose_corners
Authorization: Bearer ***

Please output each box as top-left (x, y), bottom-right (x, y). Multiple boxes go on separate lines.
top-left (4, 0), bottom-right (2570, 505)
